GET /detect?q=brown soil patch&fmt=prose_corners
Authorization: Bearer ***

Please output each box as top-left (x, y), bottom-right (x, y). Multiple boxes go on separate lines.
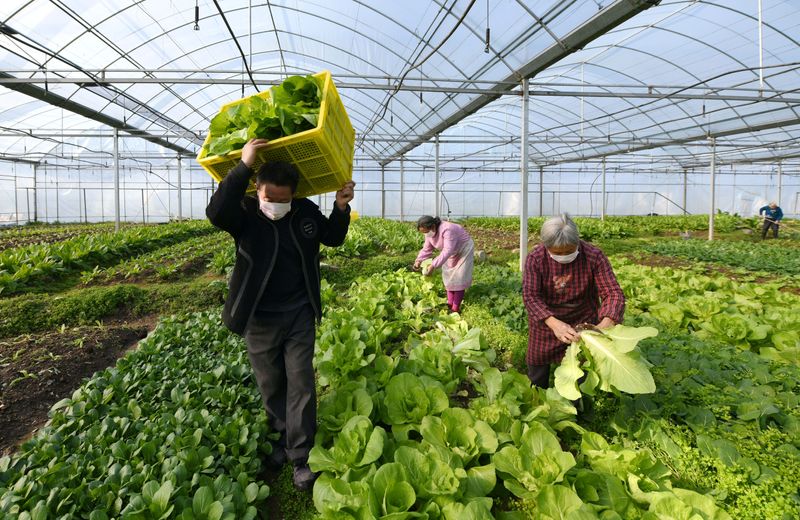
top-left (465, 225), bottom-right (536, 254)
top-left (0, 231), bottom-right (84, 251)
top-left (0, 316), bottom-right (157, 455)
top-left (622, 252), bottom-right (696, 271)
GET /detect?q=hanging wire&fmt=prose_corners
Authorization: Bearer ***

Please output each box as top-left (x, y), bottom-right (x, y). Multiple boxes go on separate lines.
top-left (194, 0), bottom-right (200, 30)
top-left (212, 0), bottom-right (259, 92)
top-left (359, 0), bottom-right (477, 148)
top-left (484, 0), bottom-right (490, 53)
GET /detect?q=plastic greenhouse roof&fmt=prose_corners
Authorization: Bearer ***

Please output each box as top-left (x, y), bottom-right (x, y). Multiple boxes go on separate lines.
top-left (0, 0), bottom-right (799, 170)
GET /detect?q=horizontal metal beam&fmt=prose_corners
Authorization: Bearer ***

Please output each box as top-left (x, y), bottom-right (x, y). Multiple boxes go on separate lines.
top-left (5, 69), bottom-right (791, 95)
top-left (547, 115), bottom-right (800, 165)
top-left (378, 0), bottom-right (662, 165)
top-left (2, 76), bottom-right (798, 103)
top-left (3, 129), bottom-right (792, 151)
top-left (0, 72), bottom-right (194, 160)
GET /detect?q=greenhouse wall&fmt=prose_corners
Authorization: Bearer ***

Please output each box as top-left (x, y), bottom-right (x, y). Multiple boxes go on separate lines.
top-left (1, 162), bottom-right (797, 224)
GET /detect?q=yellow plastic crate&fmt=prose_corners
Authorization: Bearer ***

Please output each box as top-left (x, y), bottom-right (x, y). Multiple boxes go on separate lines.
top-left (196, 70), bottom-right (354, 199)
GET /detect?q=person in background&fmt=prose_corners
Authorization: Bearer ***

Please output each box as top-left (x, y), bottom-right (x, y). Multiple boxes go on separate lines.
top-left (413, 216), bottom-right (475, 313)
top-left (206, 138), bottom-right (355, 491)
top-left (522, 213), bottom-right (625, 388)
top-left (759, 201), bottom-right (783, 239)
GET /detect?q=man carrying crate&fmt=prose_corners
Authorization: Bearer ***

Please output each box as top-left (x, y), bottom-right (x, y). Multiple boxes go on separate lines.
top-left (206, 138), bottom-right (355, 491)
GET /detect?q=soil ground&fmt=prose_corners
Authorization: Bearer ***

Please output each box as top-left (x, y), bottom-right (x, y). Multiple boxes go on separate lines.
top-left (0, 316), bottom-right (156, 455)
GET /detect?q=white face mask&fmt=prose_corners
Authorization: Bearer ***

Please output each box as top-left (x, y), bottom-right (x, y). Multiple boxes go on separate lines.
top-left (549, 249), bottom-right (579, 264)
top-left (260, 200), bottom-right (292, 220)
top-left (425, 230), bottom-right (436, 238)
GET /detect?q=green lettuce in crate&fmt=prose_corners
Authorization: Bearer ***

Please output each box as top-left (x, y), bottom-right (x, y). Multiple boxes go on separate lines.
top-left (204, 75), bottom-right (322, 157)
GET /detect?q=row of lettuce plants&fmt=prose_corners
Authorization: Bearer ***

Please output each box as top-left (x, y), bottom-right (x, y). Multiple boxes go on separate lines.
top-left (0, 221), bottom-right (216, 295)
top-left (461, 214), bottom-right (756, 238)
top-left (0, 222), bottom-right (120, 239)
top-left (468, 259), bottom-right (800, 365)
top-left (640, 239), bottom-right (800, 276)
top-left (464, 262), bottom-right (799, 518)
top-left (81, 232), bottom-right (230, 284)
top-left (321, 218), bottom-right (420, 259)
top-left (615, 258), bottom-right (800, 364)
top-left (206, 218), bottom-right (421, 277)
top-left (3, 263), bottom-right (728, 518)
top-left (308, 269), bottom-right (730, 518)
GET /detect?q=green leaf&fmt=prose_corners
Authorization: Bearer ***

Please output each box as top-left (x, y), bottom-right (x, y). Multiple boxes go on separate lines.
top-left (30, 501), bottom-right (48, 520)
top-left (554, 342), bottom-right (584, 400)
top-left (193, 486), bottom-right (214, 516)
top-left (244, 482), bottom-right (259, 503)
top-left (151, 480), bottom-right (173, 515)
top-left (207, 501), bottom-right (224, 520)
top-left (493, 422), bottom-right (576, 498)
top-left (580, 327), bottom-right (656, 395)
top-left (372, 463), bottom-right (416, 515)
top-left (535, 484), bottom-right (596, 520)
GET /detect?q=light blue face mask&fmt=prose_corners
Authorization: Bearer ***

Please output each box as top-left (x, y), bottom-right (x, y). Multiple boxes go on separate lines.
top-left (548, 249), bottom-right (579, 264)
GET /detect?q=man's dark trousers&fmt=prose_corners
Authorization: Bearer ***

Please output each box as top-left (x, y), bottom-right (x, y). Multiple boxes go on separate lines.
top-left (761, 219), bottom-right (779, 239)
top-left (244, 303), bottom-right (316, 464)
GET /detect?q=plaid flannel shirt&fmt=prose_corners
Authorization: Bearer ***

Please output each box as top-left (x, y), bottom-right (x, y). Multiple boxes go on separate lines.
top-left (522, 240), bottom-right (625, 365)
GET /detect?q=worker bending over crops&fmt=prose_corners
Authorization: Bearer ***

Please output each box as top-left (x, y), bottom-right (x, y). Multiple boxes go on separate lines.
top-left (206, 138), bottom-right (355, 491)
top-left (522, 213), bottom-right (625, 388)
top-left (759, 201), bottom-right (783, 239)
top-left (413, 216), bottom-right (475, 313)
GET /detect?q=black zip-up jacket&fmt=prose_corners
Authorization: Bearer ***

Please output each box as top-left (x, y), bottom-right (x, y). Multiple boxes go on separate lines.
top-left (206, 161), bottom-right (350, 335)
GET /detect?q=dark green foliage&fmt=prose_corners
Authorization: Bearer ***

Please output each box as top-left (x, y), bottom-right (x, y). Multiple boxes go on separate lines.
top-left (0, 280), bottom-right (226, 338)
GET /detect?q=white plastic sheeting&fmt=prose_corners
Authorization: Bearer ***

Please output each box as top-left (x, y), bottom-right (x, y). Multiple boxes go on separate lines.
top-left (1, 1), bottom-right (799, 223)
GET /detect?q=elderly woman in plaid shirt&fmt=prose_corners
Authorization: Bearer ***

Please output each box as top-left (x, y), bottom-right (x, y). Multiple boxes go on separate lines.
top-left (522, 213), bottom-right (625, 388)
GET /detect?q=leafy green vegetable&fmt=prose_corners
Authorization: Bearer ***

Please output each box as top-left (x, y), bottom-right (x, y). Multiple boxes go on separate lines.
top-left (420, 408), bottom-right (498, 466)
top-left (554, 324), bottom-right (658, 399)
top-left (204, 75), bottom-right (322, 157)
top-left (492, 422), bottom-right (576, 498)
top-left (307, 415), bottom-right (387, 478)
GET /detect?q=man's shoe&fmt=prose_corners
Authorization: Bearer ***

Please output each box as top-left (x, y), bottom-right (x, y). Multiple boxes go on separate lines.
top-left (292, 463), bottom-right (318, 491)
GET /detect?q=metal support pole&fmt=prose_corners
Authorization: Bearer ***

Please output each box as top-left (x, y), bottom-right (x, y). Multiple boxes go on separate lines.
top-left (708, 137), bottom-right (716, 241)
top-left (400, 156), bottom-right (405, 222)
top-left (77, 165), bottom-right (82, 222)
top-left (141, 189), bottom-right (146, 224)
top-left (33, 165), bottom-right (38, 222)
top-left (189, 165), bottom-right (193, 219)
top-left (435, 135), bottom-right (440, 217)
top-left (380, 164), bottom-right (385, 219)
top-left (83, 189), bottom-right (88, 223)
top-left (177, 156), bottom-right (183, 220)
top-left (682, 168), bottom-right (688, 214)
top-left (539, 166), bottom-right (544, 217)
top-left (601, 158), bottom-right (606, 220)
top-left (758, 0), bottom-right (764, 93)
top-left (520, 78), bottom-right (529, 271)
top-left (777, 160), bottom-right (783, 207)
top-left (114, 128), bottom-right (120, 231)
top-left (14, 171), bottom-right (18, 226)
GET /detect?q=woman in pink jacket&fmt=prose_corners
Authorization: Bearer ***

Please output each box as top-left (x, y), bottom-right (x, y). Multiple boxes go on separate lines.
top-left (413, 216), bottom-right (475, 313)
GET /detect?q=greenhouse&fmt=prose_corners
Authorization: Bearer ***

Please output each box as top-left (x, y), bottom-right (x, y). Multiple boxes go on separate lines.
top-left (0, 1), bottom-right (799, 519)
